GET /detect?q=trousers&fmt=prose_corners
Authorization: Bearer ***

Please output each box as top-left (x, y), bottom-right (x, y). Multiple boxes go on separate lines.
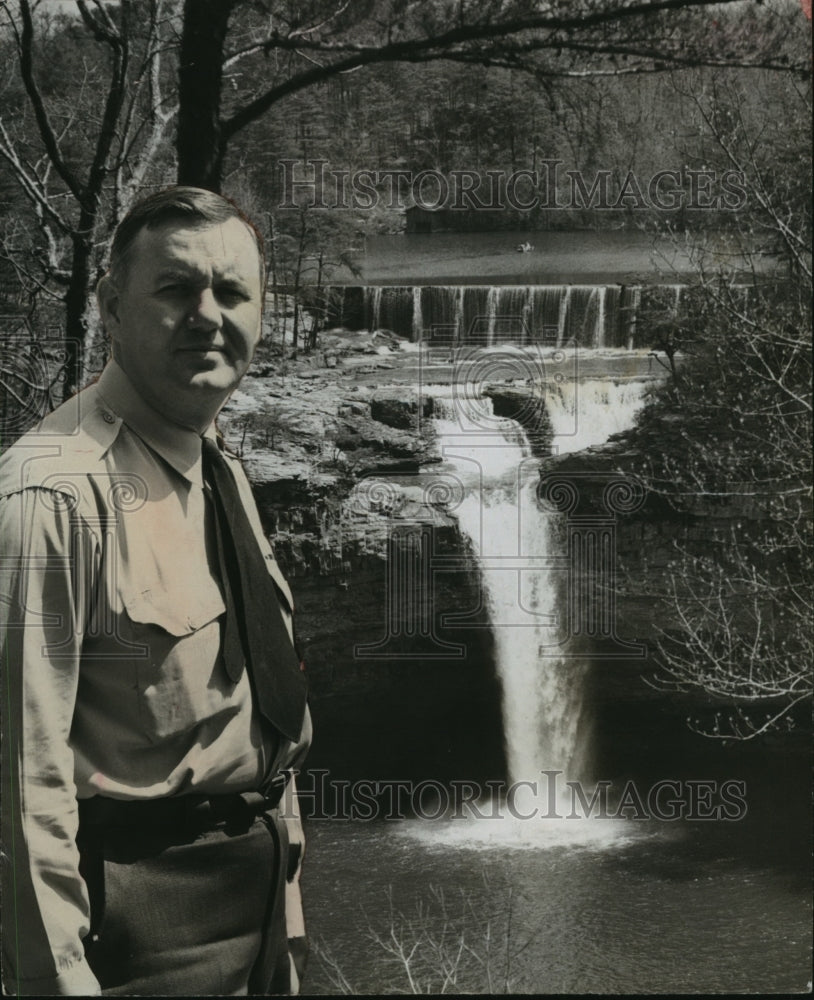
top-left (77, 797), bottom-right (295, 996)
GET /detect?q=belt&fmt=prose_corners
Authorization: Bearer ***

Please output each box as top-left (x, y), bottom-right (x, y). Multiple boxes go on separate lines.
top-left (78, 769), bottom-right (293, 831)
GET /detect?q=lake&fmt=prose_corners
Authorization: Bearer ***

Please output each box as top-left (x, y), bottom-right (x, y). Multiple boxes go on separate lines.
top-left (328, 230), bottom-right (780, 285)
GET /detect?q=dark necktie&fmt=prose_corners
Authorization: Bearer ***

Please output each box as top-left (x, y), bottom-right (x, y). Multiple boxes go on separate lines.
top-left (202, 437), bottom-right (307, 744)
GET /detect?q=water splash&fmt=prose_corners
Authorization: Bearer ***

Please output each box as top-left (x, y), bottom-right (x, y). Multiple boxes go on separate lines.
top-left (402, 809), bottom-right (644, 852)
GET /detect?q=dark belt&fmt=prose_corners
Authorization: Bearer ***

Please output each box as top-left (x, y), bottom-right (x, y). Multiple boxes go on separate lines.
top-left (78, 769), bottom-right (293, 831)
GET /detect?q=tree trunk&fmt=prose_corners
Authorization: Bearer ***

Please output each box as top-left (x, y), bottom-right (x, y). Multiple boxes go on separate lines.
top-left (177, 0), bottom-right (234, 191)
top-left (310, 250), bottom-right (324, 351)
top-left (62, 233), bottom-right (94, 401)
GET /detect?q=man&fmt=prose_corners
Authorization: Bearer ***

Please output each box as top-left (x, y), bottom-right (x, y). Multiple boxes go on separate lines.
top-left (0, 187), bottom-right (312, 996)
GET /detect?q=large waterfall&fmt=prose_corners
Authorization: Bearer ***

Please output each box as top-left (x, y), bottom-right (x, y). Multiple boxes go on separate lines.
top-left (405, 376), bottom-right (651, 849)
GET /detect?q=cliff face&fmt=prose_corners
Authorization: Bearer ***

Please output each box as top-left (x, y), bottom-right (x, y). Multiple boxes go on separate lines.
top-left (219, 345), bottom-right (508, 788)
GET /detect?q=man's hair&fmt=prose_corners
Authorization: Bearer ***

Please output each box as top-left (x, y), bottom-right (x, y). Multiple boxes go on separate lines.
top-left (108, 186), bottom-right (265, 284)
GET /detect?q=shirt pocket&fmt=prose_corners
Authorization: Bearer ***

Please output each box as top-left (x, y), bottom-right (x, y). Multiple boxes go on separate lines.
top-left (122, 582), bottom-right (225, 637)
top-left (119, 577), bottom-right (231, 743)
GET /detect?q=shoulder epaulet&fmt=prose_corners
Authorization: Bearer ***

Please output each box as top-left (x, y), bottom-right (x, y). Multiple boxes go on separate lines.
top-left (0, 385), bottom-right (123, 499)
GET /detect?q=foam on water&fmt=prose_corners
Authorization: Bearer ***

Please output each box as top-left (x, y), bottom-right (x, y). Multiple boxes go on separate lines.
top-left (399, 808), bottom-right (645, 852)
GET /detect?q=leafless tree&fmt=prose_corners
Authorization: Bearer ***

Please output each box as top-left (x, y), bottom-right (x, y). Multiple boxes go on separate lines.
top-left (636, 69), bottom-right (811, 738)
top-left (176, 0), bottom-right (808, 189)
top-left (0, 0), bottom-right (177, 401)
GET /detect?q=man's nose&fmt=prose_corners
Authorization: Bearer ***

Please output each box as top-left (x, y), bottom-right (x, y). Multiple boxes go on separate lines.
top-left (187, 288), bottom-right (221, 329)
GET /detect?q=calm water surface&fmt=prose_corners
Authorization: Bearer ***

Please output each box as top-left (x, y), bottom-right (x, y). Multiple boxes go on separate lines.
top-left (342, 231), bottom-right (777, 286)
top-left (302, 813), bottom-right (811, 994)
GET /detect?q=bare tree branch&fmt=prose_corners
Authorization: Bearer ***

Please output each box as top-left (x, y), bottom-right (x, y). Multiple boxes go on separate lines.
top-left (12, 0), bottom-right (85, 202)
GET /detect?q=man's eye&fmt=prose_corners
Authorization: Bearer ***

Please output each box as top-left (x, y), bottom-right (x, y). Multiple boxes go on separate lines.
top-left (217, 286), bottom-right (250, 304)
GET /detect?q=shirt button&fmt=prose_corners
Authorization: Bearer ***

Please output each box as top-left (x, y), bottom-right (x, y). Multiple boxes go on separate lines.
top-left (102, 411), bottom-right (115, 424)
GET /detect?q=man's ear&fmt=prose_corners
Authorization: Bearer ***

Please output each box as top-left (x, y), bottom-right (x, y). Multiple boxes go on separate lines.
top-left (96, 274), bottom-right (121, 335)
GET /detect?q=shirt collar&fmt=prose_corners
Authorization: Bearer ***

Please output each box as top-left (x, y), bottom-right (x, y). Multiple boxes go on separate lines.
top-left (96, 361), bottom-right (216, 487)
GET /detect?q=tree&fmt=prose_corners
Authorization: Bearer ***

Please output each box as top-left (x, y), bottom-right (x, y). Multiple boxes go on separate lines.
top-left (0, 0), bottom-right (177, 402)
top-left (266, 203), bottom-right (361, 355)
top-left (176, 0), bottom-right (809, 190)
top-left (1, 0), bottom-right (808, 429)
top-left (313, 882), bottom-right (522, 994)
top-left (633, 67), bottom-right (812, 739)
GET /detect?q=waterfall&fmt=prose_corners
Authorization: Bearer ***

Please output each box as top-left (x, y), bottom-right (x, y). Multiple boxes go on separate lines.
top-left (324, 283), bottom-right (686, 346)
top-left (412, 285), bottom-right (423, 341)
top-left (364, 286), bottom-right (383, 331)
top-left (321, 282), bottom-right (699, 348)
top-left (429, 391), bottom-right (589, 788)
top-left (485, 287), bottom-right (498, 345)
top-left (404, 377), bottom-right (651, 848)
top-left (595, 287), bottom-right (606, 348)
top-left (627, 286), bottom-right (642, 350)
top-left (454, 286), bottom-right (465, 343)
top-left (557, 286), bottom-right (571, 347)
top-left (545, 378), bottom-right (650, 455)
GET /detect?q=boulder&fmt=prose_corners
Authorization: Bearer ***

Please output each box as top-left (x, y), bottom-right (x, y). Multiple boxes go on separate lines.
top-left (370, 391), bottom-right (433, 430)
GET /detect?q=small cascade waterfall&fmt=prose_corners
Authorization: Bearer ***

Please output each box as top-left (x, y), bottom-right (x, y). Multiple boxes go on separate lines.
top-left (405, 377), bottom-right (651, 848)
top-left (370, 286), bottom-right (382, 329)
top-left (412, 285), bottom-right (423, 341)
top-left (485, 286), bottom-right (498, 345)
top-left (557, 286), bottom-right (571, 348)
top-left (324, 282), bottom-right (690, 348)
top-left (594, 287), bottom-right (606, 349)
top-left (545, 378), bottom-right (650, 455)
top-left (453, 287), bottom-right (465, 344)
top-left (627, 286), bottom-right (642, 350)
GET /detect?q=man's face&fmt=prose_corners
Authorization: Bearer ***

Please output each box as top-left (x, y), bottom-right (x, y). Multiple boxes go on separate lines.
top-left (99, 217), bottom-right (263, 427)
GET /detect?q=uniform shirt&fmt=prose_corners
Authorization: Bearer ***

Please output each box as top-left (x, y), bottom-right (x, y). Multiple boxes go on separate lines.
top-left (0, 362), bottom-right (311, 995)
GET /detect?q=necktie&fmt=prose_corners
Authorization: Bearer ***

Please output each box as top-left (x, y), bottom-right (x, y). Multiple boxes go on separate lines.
top-left (202, 437), bottom-right (307, 744)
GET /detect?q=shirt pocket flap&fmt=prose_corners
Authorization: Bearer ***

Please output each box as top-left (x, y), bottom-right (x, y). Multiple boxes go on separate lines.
top-left (121, 581), bottom-right (226, 637)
